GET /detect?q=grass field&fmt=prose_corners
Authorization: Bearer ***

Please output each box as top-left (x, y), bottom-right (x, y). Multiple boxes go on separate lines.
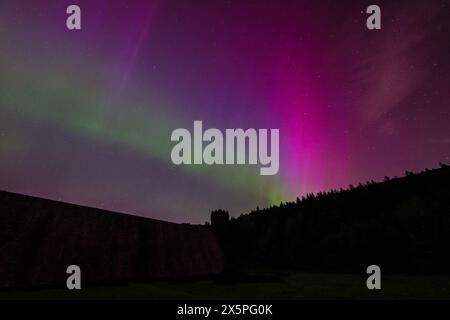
top-left (1, 271), bottom-right (450, 300)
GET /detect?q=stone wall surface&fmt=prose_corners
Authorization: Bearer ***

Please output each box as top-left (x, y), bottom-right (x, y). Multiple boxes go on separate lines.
top-left (0, 191), bottom-right (224, 288)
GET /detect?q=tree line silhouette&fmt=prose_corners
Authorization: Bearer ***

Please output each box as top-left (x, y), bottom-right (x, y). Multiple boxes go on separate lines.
top-left (209, 163), bottom-right (450, 274)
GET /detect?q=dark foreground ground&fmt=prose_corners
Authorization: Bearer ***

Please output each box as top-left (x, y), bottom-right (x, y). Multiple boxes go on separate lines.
top-left (1, 270), bottom-right (450, 300)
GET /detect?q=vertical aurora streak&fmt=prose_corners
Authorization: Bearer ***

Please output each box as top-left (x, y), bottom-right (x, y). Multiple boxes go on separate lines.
top-left (1, 0), bottom-right (449, 223)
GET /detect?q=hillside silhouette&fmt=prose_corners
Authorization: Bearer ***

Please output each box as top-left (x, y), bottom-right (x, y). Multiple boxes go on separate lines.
top-left (1, 164), bottom-right (450, 291)
top-left (210, 164), bottom-right (450, 274)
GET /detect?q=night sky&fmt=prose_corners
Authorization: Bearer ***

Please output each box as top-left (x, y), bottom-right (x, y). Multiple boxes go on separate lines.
top-left (0, 0), bottom-right (449, 223)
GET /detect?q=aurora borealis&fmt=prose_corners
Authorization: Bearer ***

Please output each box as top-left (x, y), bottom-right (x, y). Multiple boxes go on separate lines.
top-left (1, 0), bottom-right (449, 223)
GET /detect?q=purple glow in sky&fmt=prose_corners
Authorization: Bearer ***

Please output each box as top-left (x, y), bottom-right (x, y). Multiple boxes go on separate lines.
top-left (0, 0), bottom-right (449, 223)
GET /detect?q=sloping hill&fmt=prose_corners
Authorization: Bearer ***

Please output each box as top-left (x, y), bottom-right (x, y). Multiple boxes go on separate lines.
top-left (213, 165), bottom-right (450, 274)
top-left (0, 191), bottom-right (224, 288)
